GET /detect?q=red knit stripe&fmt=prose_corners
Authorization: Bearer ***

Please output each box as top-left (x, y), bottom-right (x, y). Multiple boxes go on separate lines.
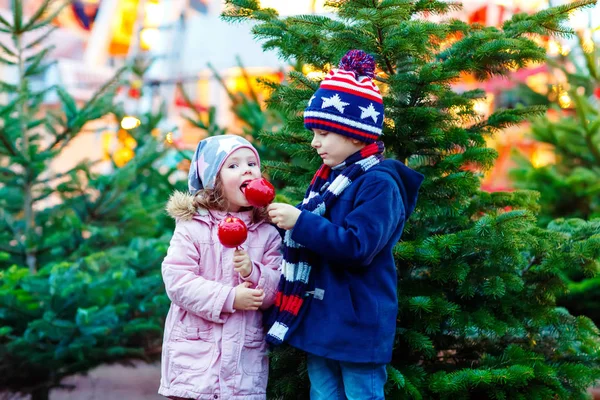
top-left (326, 70), bottom-right (379, 90)
top-left (280, 295), bottom-right (304, 316)
top-left (320, 83), bottom-right (382, 103)
top-left (360, 143), bottom-right (380, 158)
top-left (274, 291), bottom-right (283, 307)
top-left (311, 165), bottom-right (330, 184)
top-left (305, 118), bottom-right (380, 140)
top-left (329, 73), bottom-right (378, 90)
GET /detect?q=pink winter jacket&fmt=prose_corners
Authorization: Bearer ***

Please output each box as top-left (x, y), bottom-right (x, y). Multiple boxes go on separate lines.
top-left (158, 192), bottom-right (282, 400)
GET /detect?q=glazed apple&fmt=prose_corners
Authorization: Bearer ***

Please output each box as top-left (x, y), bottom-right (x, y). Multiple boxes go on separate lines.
top-left (243, 178), bottom-right (275, 207)
top-left (218, 216), bottom-right (248, 248)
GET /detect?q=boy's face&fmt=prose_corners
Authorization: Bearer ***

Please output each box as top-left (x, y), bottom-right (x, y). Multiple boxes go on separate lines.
top-left (219, 147), bottom-right (261, 211)
top-left (311, 129), bottom-right (367, 167)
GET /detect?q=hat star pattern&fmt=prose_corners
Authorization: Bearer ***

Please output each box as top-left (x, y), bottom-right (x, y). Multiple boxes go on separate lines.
top-left (196, 153), bottom-right (210, 184)
top-left (359, 103), bottom-right (380, 123)
top-left (217, 136), bottom-right (242, 154)
top-left (321, 94), bottom-right (350, 113)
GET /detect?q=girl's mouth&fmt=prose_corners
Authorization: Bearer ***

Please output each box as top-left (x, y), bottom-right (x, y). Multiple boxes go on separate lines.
top-left (240, 181), bottom-right (251, 193)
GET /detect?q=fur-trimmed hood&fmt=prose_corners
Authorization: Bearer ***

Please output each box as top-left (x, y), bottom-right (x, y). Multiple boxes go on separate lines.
top-left (165, 191), bottom-right (201, 221)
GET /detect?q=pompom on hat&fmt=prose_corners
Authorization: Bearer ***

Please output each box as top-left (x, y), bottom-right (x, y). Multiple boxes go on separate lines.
top-left (303, 49), bottom-right (383, 143)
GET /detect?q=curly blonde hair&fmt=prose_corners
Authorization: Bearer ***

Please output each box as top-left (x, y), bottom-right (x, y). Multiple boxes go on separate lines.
top-left (192, 176), bottom-right (269, 224)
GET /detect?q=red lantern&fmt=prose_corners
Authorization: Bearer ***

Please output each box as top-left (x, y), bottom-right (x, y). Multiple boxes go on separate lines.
top-left (594, 87), bottom-right (600, 99)
top-left (243, 178), bottom-right (276, 208)
top-left (218, 217), bottom-right (248, 248)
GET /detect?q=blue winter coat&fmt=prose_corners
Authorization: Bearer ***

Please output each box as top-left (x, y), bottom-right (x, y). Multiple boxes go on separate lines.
top-left (287, 159), bottom-right (423, 364)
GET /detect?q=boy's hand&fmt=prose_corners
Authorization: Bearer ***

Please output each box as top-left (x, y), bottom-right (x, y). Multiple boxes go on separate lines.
top-left (267, 203), bottom-right (301, 230)
top-left (233, 249), bottom-right (252, 278)
top-left (233, 282), bottom-right (265, 311)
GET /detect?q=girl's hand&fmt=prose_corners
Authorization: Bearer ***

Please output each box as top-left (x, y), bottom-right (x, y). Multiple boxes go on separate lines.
top-left (267, 203), bottom-right (301, 230)
top-left (233, 249), bottom-right (252, 278)
top-left (233, 282), bottom-right (265, 311)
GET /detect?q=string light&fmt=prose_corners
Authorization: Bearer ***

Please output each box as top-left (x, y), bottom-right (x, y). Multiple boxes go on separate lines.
top-left (531, 147), bottom-right (556, 168)
top-left (558, 91), bottom-right (572, 109)
top-left (121, 116), bottom-right (141, 130)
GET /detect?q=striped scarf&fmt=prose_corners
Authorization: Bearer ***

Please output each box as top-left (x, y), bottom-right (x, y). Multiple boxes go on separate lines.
top-left (266, 141), bottom-right (385, 345)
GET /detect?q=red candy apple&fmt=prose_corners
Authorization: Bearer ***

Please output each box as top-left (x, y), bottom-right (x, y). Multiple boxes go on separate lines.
top-left (243, 178), bottom-right (275, 207)
top-left (218, 216), bottom-right (248, 248)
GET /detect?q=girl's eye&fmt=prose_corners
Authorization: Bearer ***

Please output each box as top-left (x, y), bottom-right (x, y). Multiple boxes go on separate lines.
top-left (249, 162), bottom-right (257, 167)
top-left (228, 164), bottom-right (238, 169)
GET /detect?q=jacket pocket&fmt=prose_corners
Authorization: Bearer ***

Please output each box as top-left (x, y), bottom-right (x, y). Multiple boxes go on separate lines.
top-left (240, 325), bottom-right (268, 376)
top-left (169, 322), bottom-right (215, 373)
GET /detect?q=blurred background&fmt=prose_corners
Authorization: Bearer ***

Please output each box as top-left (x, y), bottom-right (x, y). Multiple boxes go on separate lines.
top-left (1, 0), bottom-right (598, 193)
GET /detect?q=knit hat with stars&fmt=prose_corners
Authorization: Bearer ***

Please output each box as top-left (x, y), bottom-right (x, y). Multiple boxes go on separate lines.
top-left (188, 134), bottom-right (260, 193)
top-left (304, 49), bottom-right (383, 143)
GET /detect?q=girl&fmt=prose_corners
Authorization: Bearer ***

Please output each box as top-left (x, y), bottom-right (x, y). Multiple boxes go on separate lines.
top-left (158, 135), bottom-right (282, 400)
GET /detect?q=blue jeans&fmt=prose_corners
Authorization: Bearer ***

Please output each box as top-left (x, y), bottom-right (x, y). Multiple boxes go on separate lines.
top-left (307, 354), bottom-right (387, 400)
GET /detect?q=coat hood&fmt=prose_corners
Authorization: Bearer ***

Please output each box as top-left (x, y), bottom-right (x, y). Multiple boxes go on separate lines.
top-left (373, 159), bottom-right (424, 218)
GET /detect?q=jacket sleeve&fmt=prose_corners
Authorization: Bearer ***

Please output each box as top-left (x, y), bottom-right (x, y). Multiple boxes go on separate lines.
top-left (242, 227), bottom-right (283, 309)
top-left (291, 178), bottom-right (404, 268)
top-left (162, 221), bottom-right (235, 323)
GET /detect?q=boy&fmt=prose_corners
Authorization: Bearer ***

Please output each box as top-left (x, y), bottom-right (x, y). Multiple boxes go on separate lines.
top-left (267, 50), bottom-right (424, 400)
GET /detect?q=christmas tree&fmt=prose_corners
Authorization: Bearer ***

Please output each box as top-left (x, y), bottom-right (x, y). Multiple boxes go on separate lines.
top-left (223, 0), bottom-right (600, 398)
top-left (511, 35), bottom-right (600, 226)
top-left (0, 3), bottom-right (177, 399)
top-left (509, 36), bottom-right (600, 325)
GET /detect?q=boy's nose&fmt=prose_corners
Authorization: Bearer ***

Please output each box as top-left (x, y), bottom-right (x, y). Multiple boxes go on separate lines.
top-left (311, 137), bottom-right (319, 148)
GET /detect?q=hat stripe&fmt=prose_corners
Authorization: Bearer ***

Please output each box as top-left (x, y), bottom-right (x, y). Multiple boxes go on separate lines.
top-left (328, 69), bottom-right (379, 90)
top-left (305, 110), bottom-right (383, 134)
top-left (320, 81), bottom-right (382, 103)
top-left (305, 118), bottom-right (380, 141)
top-left (325, 72), bottom-right (381, 91)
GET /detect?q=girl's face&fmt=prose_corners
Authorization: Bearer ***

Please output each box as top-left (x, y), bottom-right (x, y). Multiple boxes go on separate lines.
top-left (219, 147), bottom-right (261, 212)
